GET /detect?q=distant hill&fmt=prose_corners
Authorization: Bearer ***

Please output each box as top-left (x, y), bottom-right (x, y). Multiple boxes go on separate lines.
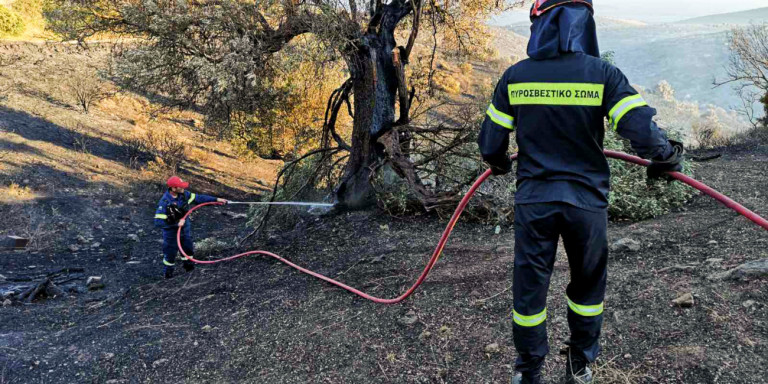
top-left (489, 26), bottom-right (528, 61)
top-left (595, 16), bottom-right (647, 28)
top-left (501, 16), bottom-right (646, 34)
top-left (678, 7), bottom-right (768, 24)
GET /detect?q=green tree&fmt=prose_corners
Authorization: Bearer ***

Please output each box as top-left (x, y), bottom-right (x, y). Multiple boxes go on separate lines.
top-left (45, 0), bottom-right (524, 209)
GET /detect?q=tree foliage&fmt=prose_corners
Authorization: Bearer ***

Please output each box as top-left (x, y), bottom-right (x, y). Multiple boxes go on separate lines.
top-left (45, 0), bottom-right (524, 211)
top-left (0, 5), bottom-right (25, 36)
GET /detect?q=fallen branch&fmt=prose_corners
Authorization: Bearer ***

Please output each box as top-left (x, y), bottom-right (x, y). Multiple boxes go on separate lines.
top-left (16, 279), bottom-right (67, 303)
top-left (96, 313), bottom-right (126, 329)
top-left (478, 283), bottom-right (513, 302)
top-left (656, 264), bottom-right (699, 273)
top-left (690, 154), bottom-right (722, 162)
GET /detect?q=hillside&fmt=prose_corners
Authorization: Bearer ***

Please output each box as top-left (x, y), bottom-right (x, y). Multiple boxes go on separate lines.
top-left (505, 20), bottom-right (758, 118)
top-left (679, 7), bottom-right (768, 24)
top-left (487, 26), bottom-right (751, 145)
top-left (488, 26), bottom-right (528, 63)
top-left (2, 126), bottom-right (768, 383)
top-left (0, 41), bottom-right (278, 203)
top-left (2, 21), bottom-right (768, 384)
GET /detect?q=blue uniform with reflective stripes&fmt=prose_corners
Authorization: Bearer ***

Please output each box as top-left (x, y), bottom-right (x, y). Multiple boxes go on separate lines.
top-left (478, 4), bottom-right (679, 376)
top-left (154, 190), bottom-right (217, 271)
top-left (479, 53), bottom-right (673, 211)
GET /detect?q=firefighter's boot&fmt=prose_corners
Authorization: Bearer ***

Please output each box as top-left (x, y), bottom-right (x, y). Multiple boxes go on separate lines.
top-left (511, 371), bottom-right (542, 384)
top-left (565, 352), bottom-right (593, 384)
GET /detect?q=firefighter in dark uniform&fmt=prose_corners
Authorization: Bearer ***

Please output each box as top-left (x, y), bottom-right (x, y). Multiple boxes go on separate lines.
top-left (154, 176), bottom-right (228, 278)
top-left (478, 1), bottom-right (684, 383)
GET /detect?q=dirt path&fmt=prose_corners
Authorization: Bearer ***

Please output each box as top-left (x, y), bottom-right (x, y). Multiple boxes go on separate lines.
top-left (1, 143), bottom-right (767, 384)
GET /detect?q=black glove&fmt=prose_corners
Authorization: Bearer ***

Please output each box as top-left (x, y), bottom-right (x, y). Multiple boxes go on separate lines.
top-left (647, 140), bottom-right (684, 182)
top-left (490, 157), bottom-right (513, 176)
top-left (165, 204), bottom-right (187, 225)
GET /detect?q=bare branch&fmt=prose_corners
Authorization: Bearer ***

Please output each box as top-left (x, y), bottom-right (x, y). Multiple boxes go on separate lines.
top-left (322, 79), bottom-right (354, 151)
top-left (240, 146), bottom-right (344, 245)
top-left (349, 0), bottom-right (358, 22)
top-left (404, 0), bottom-right (422, 61)
top-left (716, 24), bottom-right (768, 127)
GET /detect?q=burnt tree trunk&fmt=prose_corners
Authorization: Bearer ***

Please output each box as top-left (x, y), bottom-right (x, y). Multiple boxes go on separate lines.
top-left (334, 3), bottom-right (412, 209)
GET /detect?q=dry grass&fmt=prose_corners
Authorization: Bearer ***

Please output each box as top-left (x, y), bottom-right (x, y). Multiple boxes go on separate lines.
top-left (1, 182), bottom-right (36, 201)
top-left (0, 41), bottom-right (278, 206)
top-left (0, 203), bottom-right (61, 251)
top-left (591, 356), bottom-right (656, 384)
top-left (0, 0), bottom-right (54, 41)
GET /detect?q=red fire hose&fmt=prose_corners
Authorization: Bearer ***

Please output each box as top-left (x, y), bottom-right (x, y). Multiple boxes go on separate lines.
top-left (177, 150), bottom-right (768, 304)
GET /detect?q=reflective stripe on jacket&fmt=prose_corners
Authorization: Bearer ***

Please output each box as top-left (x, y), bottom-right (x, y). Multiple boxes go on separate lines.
top-left (478, 52), bottom-right (673, 211)
top-left (154, 190), bottom-right (217, 230)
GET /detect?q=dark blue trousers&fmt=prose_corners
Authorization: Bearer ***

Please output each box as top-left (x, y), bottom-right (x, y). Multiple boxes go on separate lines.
top-left (162, 228), bottom-right (195, 274)
top-left (512, 203), bottom-right (607, 373)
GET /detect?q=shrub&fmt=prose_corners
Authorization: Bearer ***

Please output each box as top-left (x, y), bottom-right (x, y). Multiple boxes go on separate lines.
top-left (138, 130), bottom-right (187, 172)
top-left (432, 71), bottom-right (461, 94)
top-left (0, 5), bottom-right (24, 36)
top-left (11, 0), bottom-right (43, 20)
top-left (194, 237), bottom-right (229, 258)
top-left (604, 128), bottom-right (696, 221)
top-left (5, 182), bottom-right (34, 199)
top-left (57, 123), bottom-right (92, 153)
top-left (601, 50), bottom-right (616, 65)
top-left (66, 68), bottom-right (109, 114)
top-left (692, 109), bottom-right (729, 148)
top-left (656, 80), bottom-right (675, 101)
top-left (70, 123), bottom-right (91, 153)
top-left (123, 133), bottom-right (154, 169)
top-left (639, 82), bottom-right (747, 148)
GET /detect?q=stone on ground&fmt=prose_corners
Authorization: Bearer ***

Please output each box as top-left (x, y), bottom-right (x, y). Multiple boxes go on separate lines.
top-left (708, 258), bottom-right (768, 281)
top-left (611, 238), bottom-right (641, 252)
top-left (672, 292), bottom-right (694, 308)
top-left (86, 276), bottom-right (105, 290)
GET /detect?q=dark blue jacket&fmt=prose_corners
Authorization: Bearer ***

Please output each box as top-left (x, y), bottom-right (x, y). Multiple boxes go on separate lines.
top-left (154, 190), bottom-right (217, 232)
top-left (478, 4), bottom-right (673, 212)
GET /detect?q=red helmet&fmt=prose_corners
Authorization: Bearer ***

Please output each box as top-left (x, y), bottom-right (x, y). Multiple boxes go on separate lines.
top-left (167, 176), bottom-right (189, 189)
top-left (530, 0), bottom-right (593, 19)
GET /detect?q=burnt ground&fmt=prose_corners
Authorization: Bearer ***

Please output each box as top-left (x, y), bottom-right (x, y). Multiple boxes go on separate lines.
top-left (1, 140), bottom-right (768, 384)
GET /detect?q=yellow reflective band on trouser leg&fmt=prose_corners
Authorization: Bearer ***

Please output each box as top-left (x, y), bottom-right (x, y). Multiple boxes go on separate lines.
top-left (188, 193), bottom-right (196, 204)
top-left (608, 94), bottom-right (648, 130)
top-left (162, 259), bottom-right (175, 267)
top-left (486, 104), bottom-right (515, 130)
top-left (566, 297), bottom-right (604, 317)
top-left (155, 214), bottom-right (168, 219)
top-left (512, 308), bottom-right (547, 327)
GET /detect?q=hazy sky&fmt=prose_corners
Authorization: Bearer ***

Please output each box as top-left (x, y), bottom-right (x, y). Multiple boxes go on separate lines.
top-left (493, 0), bottom-right (768, 24)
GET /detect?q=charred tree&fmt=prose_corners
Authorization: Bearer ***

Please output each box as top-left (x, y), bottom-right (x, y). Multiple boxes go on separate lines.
top-left (46, 0), bottom-right (523, 215)
top-left (335, 2), bottom-right (414, 209)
